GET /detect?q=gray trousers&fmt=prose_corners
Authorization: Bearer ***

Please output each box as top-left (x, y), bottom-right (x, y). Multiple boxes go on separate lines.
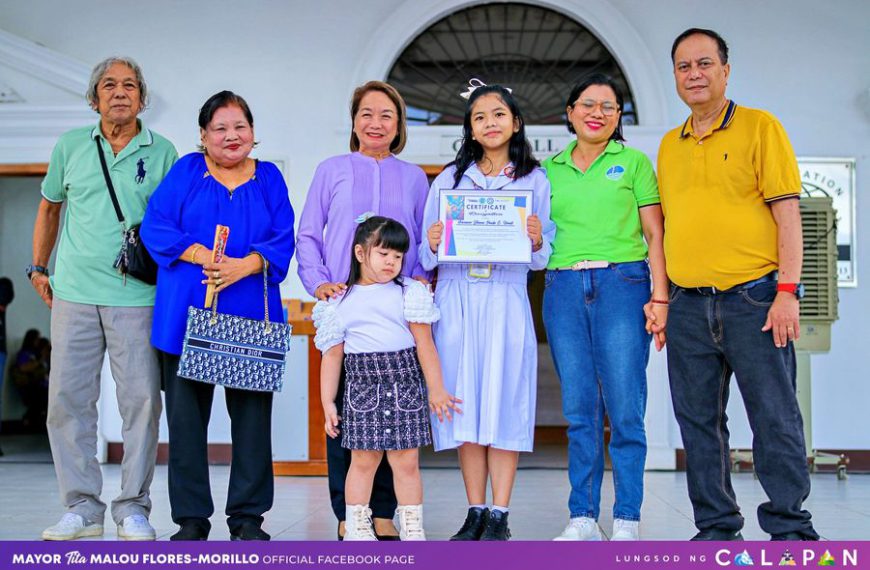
top-left (47, 299), bottom-right (161, 525)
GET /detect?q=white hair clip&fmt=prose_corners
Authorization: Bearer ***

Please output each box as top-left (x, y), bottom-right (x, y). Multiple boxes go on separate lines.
top-left (459, 78), bottom-right (512, 100)
top-left (355, 211), bottom-right (376, 223)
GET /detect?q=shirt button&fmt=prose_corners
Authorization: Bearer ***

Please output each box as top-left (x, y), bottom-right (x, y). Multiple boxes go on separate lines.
top-left (385, 410), bottom-right (391, 416)
top-left (386, 392), bottom-right (392, 397)
top-left (385, 429), bottom-right (392, 434)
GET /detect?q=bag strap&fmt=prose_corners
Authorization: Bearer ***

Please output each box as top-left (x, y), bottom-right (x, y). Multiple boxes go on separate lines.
top-left (211, 254), bottom-right (274, 333)
top-left (95, 138), bottom-right (126, 227)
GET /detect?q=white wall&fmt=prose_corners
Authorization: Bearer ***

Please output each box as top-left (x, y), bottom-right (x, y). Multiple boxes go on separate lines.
top-left (1, 0), bottom-right (868, 451)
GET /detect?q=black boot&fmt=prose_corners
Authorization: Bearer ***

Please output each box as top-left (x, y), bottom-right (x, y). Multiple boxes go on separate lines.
top-left (230, 520), bottom-right (271, 541)
top-left (771, 531), bottom-right (819, 541)
top-left (691, 528), bottom-right (744, 541)
top-left (170, 518), bottom-right (210, 541)
top-left (449, 507), bottom-right (489, 541)
top-left (480, 510), bottom-right (511, 541)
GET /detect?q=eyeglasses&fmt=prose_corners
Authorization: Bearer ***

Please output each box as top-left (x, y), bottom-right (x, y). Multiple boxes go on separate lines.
top-left (574, 99), bottom-right (619, 117)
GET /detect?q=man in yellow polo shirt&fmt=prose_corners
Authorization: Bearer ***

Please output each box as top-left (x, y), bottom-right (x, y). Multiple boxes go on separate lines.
top-left (656, 28), bottom-right (818, 541)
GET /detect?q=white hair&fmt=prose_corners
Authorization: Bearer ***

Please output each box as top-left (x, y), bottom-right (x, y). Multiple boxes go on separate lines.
top-left (86, 56), bottom-right (148, 110)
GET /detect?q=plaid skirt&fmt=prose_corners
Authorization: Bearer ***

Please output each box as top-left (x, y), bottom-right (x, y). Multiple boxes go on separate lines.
top-left (342, 347), bottom-right (433, 451)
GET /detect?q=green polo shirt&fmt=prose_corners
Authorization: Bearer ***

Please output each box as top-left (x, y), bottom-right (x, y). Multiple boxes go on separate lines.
top-left (41, 120), bottom-right (177, 306)
top-left (542, 140), bottom-right (660, 269)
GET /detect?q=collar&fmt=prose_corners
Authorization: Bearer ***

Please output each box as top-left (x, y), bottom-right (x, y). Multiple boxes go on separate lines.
top-left (680, 100), bottom-right (736, 139)
top-left (91, 119), bottom-right (152, 146)
top-left (463, 161), bottom-right (517, 190)
top-left (353, 151), bottom-right (395, 163)
top-left (551, 139), bottom-right (624, 170)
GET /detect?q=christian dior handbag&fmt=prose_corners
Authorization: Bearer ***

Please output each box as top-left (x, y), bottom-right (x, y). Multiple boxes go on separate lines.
top-left (177, 262), bottom-right (292, 392)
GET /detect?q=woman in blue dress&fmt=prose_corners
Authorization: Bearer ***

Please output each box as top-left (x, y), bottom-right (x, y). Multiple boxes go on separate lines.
top-left (141, 91), bottom-right (294, 541)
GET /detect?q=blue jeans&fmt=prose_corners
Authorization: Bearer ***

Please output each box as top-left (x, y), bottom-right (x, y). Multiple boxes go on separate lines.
top-left (542, 261), bottom-right (650, 521)
top-left (667, 280), bottom-right (817, 538)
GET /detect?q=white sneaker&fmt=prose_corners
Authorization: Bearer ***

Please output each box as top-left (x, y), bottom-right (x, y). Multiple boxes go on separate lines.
top-left (42, 513), bottom-right (104, 541)
top-left (396, 505), bottom-right (426, 541)
top-left (611, 519), bottom-right (640, 540)
top-left (553, 517), bottom-right (602, 541)
top-left (344, 504), bottom-right (377, 541)
top-left (117, 514), bottom-right (156, 541)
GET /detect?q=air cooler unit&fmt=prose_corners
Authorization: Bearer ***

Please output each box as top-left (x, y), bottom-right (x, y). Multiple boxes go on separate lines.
top-left (795, 197), bottom-right (846, 478)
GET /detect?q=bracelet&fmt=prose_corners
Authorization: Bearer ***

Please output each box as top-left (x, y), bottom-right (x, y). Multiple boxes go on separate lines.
top-left (189, 244), bottom-right (202, 264)
top-left (650, 299), bottom-right (670, 305)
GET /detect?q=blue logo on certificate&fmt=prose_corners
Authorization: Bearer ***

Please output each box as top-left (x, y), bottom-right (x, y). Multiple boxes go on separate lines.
top-left (606, 165), bottom-right (625, 180)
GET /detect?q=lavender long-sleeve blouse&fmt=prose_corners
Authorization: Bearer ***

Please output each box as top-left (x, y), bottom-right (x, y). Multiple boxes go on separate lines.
top-left (296, 152), bottom-right (430, 295)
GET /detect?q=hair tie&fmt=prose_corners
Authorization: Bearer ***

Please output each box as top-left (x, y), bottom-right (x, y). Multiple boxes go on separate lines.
top-left (355, 211), bottom-right (376, 223)
top-left (459, 78), bottom-right (512, 100)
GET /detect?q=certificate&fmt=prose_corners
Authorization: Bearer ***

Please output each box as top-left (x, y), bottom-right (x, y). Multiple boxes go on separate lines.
top-left (437, 189), bottom-right (533, 264)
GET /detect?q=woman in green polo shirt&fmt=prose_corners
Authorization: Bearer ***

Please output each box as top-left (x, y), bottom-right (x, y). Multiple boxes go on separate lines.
top-left (542, 73), bottom-right (668, 541)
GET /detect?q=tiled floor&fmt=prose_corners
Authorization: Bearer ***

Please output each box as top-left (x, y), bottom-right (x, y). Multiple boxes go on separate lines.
top-left (0, 435), bottom-right (867, 541)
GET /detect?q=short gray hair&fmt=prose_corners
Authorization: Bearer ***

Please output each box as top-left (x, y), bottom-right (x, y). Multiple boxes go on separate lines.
top-left (86, 56), bottom-right (149, 110)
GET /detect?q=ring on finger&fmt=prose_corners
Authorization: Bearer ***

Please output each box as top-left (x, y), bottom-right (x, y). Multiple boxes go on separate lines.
top-left (213, 270), bottom-right (219, 278)
top-left (216, 278), bottom-right (224, 285)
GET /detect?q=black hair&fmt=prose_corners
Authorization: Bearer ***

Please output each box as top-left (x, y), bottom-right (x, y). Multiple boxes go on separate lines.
top-left (198, 90), bottom-right (255, 129)
top-left (344, 216), bottom-right (410, 296)
top-left (21, 329), bottom-right (41, 352)
top-left (449, 83), bottom-right (539, 188)
top-left (671, 28), bottom-right (729, 65)
top-left (565, 73), bottom-right (626, 142)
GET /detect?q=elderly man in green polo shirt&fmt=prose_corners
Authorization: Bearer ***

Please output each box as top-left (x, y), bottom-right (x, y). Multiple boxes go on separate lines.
top-left (30, 57), bottom-right (177, 541)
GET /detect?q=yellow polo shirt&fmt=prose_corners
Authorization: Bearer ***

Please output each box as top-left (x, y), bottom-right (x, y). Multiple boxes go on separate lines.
top-left (657, 101), bottom-right (800, 290)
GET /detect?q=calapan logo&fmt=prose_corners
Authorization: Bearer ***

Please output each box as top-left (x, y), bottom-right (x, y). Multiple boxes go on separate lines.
top-left (606, 165), bottom-right (625, 180)
top-left (734, 550), bottom-right (755, 566)
top-left (716, 548), bottom-right (858, 567)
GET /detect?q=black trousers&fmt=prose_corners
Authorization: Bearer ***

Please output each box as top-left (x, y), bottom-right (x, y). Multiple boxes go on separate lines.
top-left (160, 351), bottom-right (274, 532)
top-left (328, 364), bottom-right (397, 521)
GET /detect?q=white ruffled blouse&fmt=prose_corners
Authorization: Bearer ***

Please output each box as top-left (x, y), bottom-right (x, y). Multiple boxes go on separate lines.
top-left (313, 280), bottom-right (439, 354)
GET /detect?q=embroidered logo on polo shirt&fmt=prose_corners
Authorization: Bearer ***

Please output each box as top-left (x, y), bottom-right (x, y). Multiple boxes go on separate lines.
top-left (135, 158), bottom-right (147, 184)
top-left (605, 165), bottom-right (625, 180)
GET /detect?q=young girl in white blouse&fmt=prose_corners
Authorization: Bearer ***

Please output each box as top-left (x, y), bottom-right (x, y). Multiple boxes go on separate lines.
top-left (313, 215), bottom-right (460, 541)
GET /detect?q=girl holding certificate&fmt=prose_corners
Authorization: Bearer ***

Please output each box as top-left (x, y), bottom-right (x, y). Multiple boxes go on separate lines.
top-left (420, 80), bottom-right (555, 541)
top-left (541, 73), bottom-right (666, 541)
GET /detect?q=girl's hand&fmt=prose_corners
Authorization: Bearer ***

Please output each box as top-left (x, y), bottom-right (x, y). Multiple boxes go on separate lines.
top-left (202, 254), bottom-right (260, 294)
top-left (315, 282), bottom-right (347, 301)
top-left (427, 221), bottom-right (444, 253)
top-left (428, 388), bottom-right (462, 422)
top-left (527, 215), bottom-right (543, 252)
top-left (643, 301), bottom-right (669, 351)
top-left (323, 402), bottom-right (341, 438)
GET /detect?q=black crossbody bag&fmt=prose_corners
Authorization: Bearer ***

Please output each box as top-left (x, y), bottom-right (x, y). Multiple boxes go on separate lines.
top-left (95, 138), bottom-right (158, 285)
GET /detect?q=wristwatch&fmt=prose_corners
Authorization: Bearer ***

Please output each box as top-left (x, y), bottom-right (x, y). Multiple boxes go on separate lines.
top-left (776, 282), bottom-right (805, 300)
top-left (26, 264), bottom-right (49, 280)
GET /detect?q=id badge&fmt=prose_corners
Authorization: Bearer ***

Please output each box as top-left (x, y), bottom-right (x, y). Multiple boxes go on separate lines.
top-left (468, 264), bottom-right (492, 279)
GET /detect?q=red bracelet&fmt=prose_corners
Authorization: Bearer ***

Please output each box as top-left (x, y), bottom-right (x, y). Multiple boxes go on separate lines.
top-left (650, 299), bottom-right (670, 305)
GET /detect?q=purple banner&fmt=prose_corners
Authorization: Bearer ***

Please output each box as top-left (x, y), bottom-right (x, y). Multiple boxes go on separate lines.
top-left (1, 541), bottom-right (868, 570)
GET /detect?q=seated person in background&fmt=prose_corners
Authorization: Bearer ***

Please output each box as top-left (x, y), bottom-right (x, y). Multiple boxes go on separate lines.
top-left (11, 329), bottom-right (50, 430)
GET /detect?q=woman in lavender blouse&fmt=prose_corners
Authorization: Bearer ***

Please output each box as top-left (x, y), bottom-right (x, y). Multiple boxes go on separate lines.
top-left (296, 81), bottom-right (429, 540)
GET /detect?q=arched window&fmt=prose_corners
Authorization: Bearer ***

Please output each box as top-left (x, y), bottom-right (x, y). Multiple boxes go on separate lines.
top-left (386, 3), bottom-right (637, 126)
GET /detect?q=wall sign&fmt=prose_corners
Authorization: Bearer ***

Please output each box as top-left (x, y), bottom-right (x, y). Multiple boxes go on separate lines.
top-left (798, 158), bottom-right (857, 287)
